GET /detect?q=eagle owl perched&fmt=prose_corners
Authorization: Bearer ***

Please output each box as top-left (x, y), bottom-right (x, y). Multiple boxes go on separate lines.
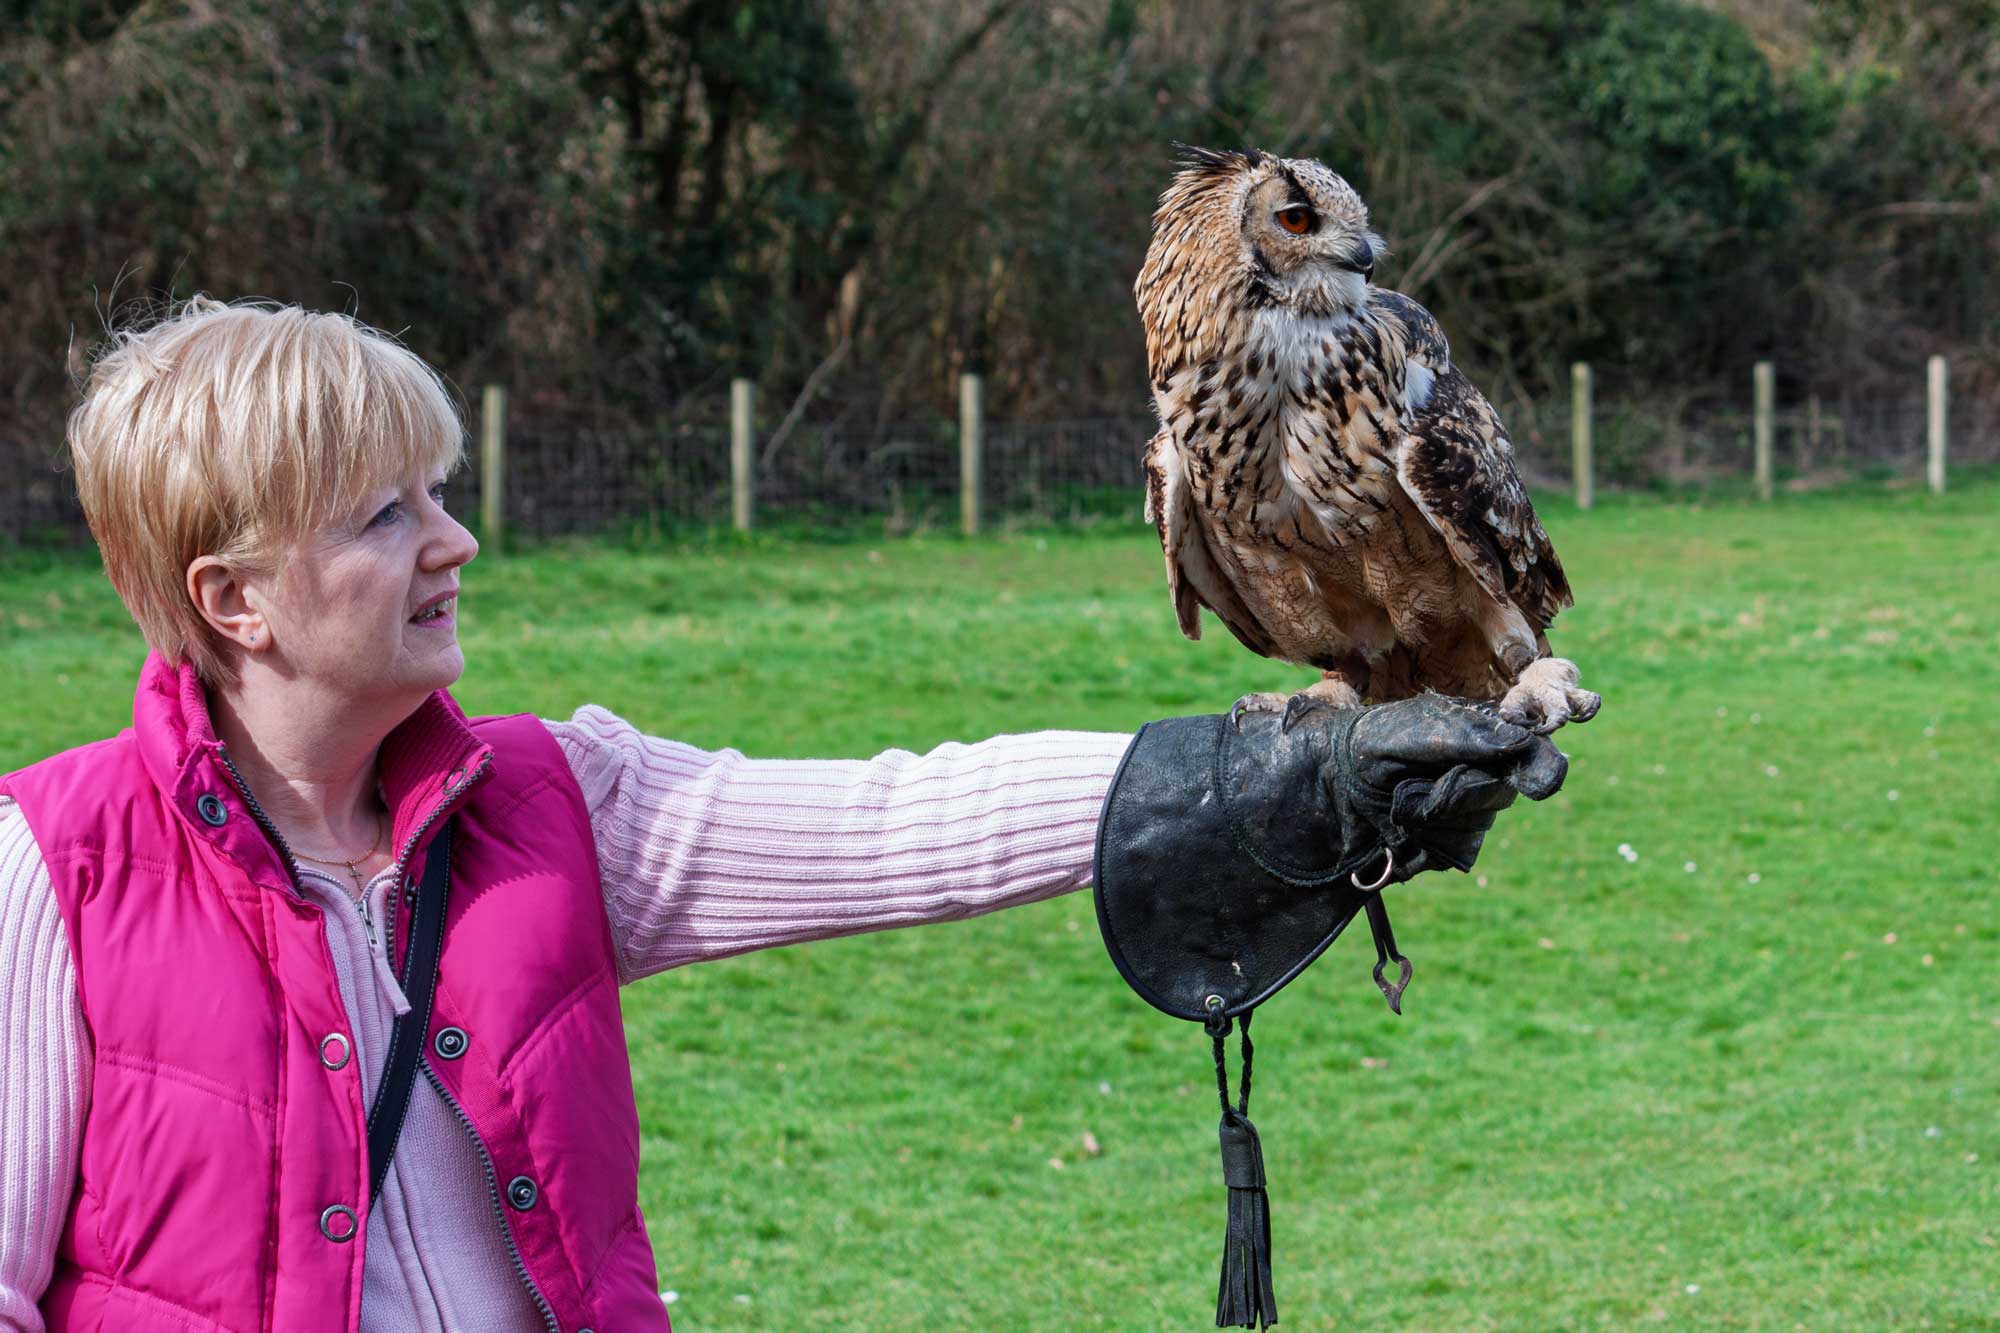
top-left (1137, 147), bottom-right (1599, 733)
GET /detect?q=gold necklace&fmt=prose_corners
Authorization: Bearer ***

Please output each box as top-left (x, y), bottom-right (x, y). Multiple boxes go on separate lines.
top-left (293, 814), bottom-right (386, 897)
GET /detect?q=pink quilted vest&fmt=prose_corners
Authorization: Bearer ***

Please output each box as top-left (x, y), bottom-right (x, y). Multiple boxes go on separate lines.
top-left (2, 656), bottom-right (670, 1333)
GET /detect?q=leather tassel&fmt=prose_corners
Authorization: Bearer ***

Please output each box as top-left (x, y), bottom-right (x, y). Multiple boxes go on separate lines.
top-left (1215, 1111), bottom-right (1277, 1328)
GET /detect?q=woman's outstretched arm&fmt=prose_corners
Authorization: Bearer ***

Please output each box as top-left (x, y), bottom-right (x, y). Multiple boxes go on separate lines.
top-left (547, 706), bottom-right (1133, 983)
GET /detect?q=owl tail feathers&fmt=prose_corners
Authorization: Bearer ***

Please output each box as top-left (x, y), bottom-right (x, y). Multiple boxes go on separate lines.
top-left (1216, 1112), bottom-right (1278, 1329)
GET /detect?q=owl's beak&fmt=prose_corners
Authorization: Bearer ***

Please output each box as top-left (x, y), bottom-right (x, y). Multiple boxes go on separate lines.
top-left (1333, 237), bottom-right (1375, 280)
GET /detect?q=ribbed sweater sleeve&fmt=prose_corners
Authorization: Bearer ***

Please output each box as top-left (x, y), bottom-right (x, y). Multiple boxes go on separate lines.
top-left (0, 798), bottom-right (86, 1333)
top-left (545, 707), bottom-right (1134, 984)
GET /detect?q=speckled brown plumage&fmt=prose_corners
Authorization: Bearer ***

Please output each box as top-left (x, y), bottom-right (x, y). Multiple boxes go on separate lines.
top-left (1137, 147), bottom-right (1597, 729)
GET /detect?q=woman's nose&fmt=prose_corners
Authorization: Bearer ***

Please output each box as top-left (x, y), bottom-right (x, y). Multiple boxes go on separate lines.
top-left (426, 506), bottom-right (480, 570)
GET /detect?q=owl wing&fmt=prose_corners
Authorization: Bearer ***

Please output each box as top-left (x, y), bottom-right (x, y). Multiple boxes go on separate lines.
top-left (1143, 427), bottom-right (1282, 657)
top-left (1373, 291), bottom-right (1573, 633)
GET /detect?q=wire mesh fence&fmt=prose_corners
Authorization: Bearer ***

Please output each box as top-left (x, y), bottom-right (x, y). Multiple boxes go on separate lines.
top-left (752, 420), bottom-right (962, 526)
top-left (454, 418), bottom-right (735, 540)
top-left (4, 391), bottom-right (1992, 549)
top-left (1502, 392), bottom-right (1999, 492)
top-left (985, 418), bottom-right (1153, 524)
top-left (451, 413), bottom-right (1155, 541)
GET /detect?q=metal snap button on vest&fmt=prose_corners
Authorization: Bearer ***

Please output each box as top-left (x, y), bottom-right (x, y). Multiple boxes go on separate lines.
top-left (505, 1175), bottom-right (538, 1211)
top-left (319, 1033), bottom-right (351, 1070)
top-left (433, 1026), bottom-right (468, 1060)
top-left (196, 794), bottom-right (228, 826)
top-left (319, 1204), bottom-right (358, 1243)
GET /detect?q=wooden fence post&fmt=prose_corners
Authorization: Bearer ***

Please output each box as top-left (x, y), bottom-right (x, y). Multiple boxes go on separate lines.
top-left (1926, 355), bottom-right (1948, 495)
top-left (1804, 393), bottom-right (1822, 470)
top-left (730, 378), bottom-right (755, 532)
top-left (1753, 360), bottom-right (1774, 501)
top-left (959, 372), bottom-right (983, 536)
top-left (480, 384), bottom-right (506, 551)
top-left (1570, 362), bottom-right (1593, 510)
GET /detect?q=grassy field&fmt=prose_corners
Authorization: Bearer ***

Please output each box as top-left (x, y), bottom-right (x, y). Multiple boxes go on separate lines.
top-left (3, 479), bottom-right (1996, 1330)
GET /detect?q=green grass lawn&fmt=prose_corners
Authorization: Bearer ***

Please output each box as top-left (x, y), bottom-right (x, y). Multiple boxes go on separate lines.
top-left (3, 479), bottom-right (1996, 1330)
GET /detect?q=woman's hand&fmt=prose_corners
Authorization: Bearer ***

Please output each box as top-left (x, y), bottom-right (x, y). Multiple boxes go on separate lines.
top-left (1337, 694), bottom-right (1568, 881)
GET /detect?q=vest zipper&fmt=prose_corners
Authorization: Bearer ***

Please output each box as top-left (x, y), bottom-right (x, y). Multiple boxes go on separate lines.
top-left (390, 753), bottom-right (493, 884)
top-left (381, 874), bottom-right (399, 977)
top-left (215, 745), bottom-right (306, 897)
top-left (398, 756), bottom-right (556, 1330)
top-left (373, 753), bottom-right (488, 1004)
top-left (419, 1060), bottom-right (562, 1333)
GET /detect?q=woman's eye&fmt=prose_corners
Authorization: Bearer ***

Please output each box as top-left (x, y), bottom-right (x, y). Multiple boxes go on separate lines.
top-left (429, 483), bottom-right (449, 506)
top-left (368, 502), bottom-right (402, 528)
top-left (1277, 207), bottom-right (1314, 235)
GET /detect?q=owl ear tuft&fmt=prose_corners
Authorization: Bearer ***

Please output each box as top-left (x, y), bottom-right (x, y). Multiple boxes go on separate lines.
top-left (1171, 143), bottom-right (1269, 174)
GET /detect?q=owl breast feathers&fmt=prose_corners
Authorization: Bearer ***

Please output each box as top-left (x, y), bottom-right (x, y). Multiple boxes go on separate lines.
top-left (1136, 146), bottom-right (1588, 720)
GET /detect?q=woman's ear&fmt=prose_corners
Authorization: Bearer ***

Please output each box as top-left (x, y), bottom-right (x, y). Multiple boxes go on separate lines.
top-left (187, 557), bottom-right (268, 652)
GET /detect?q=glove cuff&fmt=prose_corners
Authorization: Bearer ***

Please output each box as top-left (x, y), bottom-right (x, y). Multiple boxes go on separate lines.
top-left (1093, 713), bottom-right (1381, 1022)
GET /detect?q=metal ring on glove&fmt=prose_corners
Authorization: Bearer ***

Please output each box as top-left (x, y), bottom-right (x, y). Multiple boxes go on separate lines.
top-left (1350, 847), bottom-right (1394, 892)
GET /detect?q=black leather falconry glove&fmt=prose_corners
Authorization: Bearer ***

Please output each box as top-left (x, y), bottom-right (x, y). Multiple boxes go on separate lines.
top-left (1093, 695), bottom-right (1566, 1023)
top-left (1091, 695), bottom-right (1568, 1331)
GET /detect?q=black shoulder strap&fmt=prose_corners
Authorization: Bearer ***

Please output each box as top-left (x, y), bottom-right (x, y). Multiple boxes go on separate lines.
top-left (366, 820), bottom-right (452, 1203)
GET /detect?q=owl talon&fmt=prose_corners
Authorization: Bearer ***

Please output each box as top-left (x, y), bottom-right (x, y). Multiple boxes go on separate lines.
top-left (1280, 692), bottom-right (1333, 733)
top-left (1228, 693), bottom-right (1289, 731)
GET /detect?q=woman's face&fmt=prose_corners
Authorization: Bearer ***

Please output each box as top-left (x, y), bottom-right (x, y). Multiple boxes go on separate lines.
top-left (255, 465), bottom-right (478, 709)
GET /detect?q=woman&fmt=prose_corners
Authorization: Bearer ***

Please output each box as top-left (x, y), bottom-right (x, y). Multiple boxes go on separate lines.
top-left (0, 299), bottom-right (1554, 1332)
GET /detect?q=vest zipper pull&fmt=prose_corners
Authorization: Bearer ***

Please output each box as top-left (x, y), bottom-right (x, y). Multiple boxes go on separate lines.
top-left (361, 889), bottom-right (413, 1017)
top-left (371, 936), bottom-right (414, 1016)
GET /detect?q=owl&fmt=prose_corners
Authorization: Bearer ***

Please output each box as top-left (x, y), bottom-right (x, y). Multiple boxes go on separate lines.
top-left (1135, 146), bottom-right (1599, 733)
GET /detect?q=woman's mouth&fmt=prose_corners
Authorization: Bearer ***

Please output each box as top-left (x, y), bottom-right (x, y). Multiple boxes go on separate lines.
top-left (410, 596), bottom-right (456, 626)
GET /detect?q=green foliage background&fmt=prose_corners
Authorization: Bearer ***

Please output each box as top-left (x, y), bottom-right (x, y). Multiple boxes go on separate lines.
top-left (3, 0), bottom-right (1994, 444)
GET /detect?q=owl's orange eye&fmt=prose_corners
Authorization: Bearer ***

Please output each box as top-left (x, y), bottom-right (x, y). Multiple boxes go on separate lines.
top-left (1276, 207), bottom-right (1314, 235)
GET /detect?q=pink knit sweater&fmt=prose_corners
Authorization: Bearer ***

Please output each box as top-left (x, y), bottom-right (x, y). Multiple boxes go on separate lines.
top-left (0, 706), bottom-right (1131, 1332)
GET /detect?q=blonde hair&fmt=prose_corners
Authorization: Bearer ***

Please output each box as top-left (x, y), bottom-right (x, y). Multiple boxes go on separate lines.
top-left (67, 297), bottom-right (465, 682)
